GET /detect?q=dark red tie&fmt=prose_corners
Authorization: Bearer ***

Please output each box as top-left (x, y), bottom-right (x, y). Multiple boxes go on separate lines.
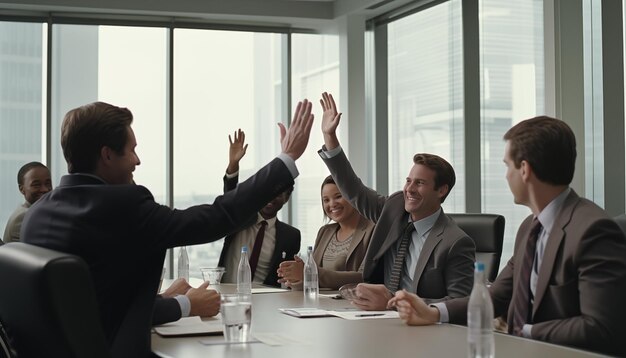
top-left (249, 221), bottom-right (267, 277)
top-left (509, 218), bottom-right (542, 335)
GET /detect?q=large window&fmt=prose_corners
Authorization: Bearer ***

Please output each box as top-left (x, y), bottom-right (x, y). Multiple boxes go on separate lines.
top-left (173, 29), bottom-right (284, 278)
top-left (480, 0), bottom-right (544, 268)
top-left (50, 25), bottom-right (168, 203)
top-left (387, 0), bottom-right (465, 212)
top-left (291, 33), bottom-right (340, 252)
top-left (0, 21), bottom-right (45, 236)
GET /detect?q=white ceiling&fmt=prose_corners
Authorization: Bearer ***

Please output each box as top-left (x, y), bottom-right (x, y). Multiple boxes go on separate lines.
top-left (0, 0), bottom-right (419, 32)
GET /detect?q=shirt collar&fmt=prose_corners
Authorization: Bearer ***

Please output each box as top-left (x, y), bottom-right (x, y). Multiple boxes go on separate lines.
top-left (536, 187), bottom-right (571, 234)
top-left (411, 207), bottom-right (441, 237)
top-left (73, 172), bottom-right (107, 184)
top-left (256, 213), bottom-right (277, 227)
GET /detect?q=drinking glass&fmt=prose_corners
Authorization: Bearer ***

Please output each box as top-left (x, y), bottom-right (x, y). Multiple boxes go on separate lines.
top-left (200, 267), bottom-right (225, 291)
top-left (220, 293), bottom-right (252, 342)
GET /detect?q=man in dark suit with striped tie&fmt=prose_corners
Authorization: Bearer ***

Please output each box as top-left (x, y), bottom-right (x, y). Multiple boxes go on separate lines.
top-left (389, 116), bottom-right (626, 356)
top-left (318, 92), bottom-right (476, 311)
top-left (218, 130), bottom-right (301, 287)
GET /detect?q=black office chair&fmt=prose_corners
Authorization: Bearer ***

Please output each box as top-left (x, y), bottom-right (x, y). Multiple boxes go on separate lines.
top-left (613, 214), bottom-right (626, 236)
top-left (0, 243), bottom-right (110, 358)
top-left (448, 213), bottom-right (505, 282)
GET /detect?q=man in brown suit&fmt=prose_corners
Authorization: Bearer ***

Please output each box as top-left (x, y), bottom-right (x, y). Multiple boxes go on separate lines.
top-left (389, 116), bottom-right (626, 355)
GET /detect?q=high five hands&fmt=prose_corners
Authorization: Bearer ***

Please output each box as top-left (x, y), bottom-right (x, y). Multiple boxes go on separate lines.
top-left (279, 99), bottom-right (315, 161)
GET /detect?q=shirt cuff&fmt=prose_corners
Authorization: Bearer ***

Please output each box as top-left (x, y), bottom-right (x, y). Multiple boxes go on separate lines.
top-left (522, 324), bottom-right (532, 338)
top-left (225, 170), bottom-right (238, 179)
top-left (174, 294), bottom-right (191, 317)
top-left (317, 144), bottom-right (343, 159)
top-left (277, 152), bottom-right (299, 179)
top-left (430, 302), bottom-right (449, 323)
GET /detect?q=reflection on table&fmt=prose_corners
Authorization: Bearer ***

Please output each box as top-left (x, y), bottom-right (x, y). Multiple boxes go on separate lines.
top-left (152, 284), bottom-right (605, 358)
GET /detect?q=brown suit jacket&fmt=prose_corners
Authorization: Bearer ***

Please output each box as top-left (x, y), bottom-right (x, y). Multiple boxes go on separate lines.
top-left (312, 216), bottom-right (375, 289)
top-left (446, 190), bottom-right (626, 355)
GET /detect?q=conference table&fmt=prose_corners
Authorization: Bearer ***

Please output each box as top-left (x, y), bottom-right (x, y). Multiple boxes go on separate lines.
top-left (152, 284), bottom-right (606, 358)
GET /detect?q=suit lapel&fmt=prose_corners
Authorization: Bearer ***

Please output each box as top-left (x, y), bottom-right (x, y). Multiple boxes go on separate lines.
top-left (531, 191), bottom-right (578, 317)
top-left (345, 217), bottom-right (369, 262)
top-left (409, 212), bottom-right (445, 293)
top-left (374, 213), bottom-right (408, 261)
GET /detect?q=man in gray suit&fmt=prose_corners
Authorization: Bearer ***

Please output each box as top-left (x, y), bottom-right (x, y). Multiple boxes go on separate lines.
top-left (318, 92), bottom-right (475, 311)
top-left (389, 116), bottom-right (626, 355)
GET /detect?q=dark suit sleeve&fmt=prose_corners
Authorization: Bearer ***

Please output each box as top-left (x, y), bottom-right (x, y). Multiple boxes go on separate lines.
top-left (134, 157), bottom-right (294, 250)
top-left (223, 174), bottom-right (239, 193)
top-left (152, 295), bottom-right (182, 326)
top-left (530, 220), bottom-right (626, 354)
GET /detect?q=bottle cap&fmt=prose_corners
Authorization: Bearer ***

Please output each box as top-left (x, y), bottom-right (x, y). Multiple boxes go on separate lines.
top-left (474, 262), bottom-right (485, 272)
top-left (241, 246), bottom-right (248, 253)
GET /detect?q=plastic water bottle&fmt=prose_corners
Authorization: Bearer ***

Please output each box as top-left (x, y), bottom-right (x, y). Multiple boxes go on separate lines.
top-left (303, 246), bottom-right (319, 304)
top-left (177, 246), bottom-right (189, 281)
top-left (280, 251), bottom-right (288, 289)
top-left (237, 246), bottom-right (252, 299)
top-left (467, 262), bottom-right (495, 358)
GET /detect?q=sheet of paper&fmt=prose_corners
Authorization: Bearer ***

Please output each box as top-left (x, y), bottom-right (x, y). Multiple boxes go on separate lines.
top-left (278, 308), bottom-right (333, 318)
top-left (198, 338), bottom-right (261, 345)
top-left (252, 287), bottom-right (288, 294)
top-left (327, 310), bottom-right (399, 320)
top-left (253, 333), bottom-right (309, 346)
top-left (154, 316), bottom-right (223, 336)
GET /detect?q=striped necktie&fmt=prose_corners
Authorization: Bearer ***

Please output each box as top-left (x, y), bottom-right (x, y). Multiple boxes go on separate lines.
top-left (387, 222), bottom-right (416, 292)
top-left (509, 218), bottom-right (542, 335)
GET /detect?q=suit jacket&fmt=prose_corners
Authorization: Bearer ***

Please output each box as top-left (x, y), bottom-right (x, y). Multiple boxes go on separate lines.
top-left (218, 174), bottom-right (301, 287)
top-left (313, 216), bottom-right (375, 289)
top-left (446, 190), bottom-right (626, 355)
top-left (152, 296), bottom-right (181, 326)
top-left (21, 158), bottom-right (293, 358)
top-left (2, 202), bottom-right (29, 243)
top-left (319, 148), bottom-right (475, 301)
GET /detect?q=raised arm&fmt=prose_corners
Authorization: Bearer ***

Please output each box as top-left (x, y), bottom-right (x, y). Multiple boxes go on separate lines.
top-left (320, 92), bottom-right (342, 150)
top-left (226, 129), bottom-right (248, 175)
top-left (279, 99), bottom-right (314, 161)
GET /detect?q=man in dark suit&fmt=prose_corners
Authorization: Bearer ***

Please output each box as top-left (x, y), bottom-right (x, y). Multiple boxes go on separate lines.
top-left (218, 130), bottom-right (301, 287)
top-left (21, 100), bottom-right (314, 357)
top-left (318, 92), bottom-right (475, 311)
top-left (152, 279), bottom-right (219, 326)
top-left (389, 116), bottom-right (626, 356)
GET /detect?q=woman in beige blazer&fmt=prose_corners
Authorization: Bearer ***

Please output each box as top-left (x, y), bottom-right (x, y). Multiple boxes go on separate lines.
top-left (278, 175), bottom-right (375, 289)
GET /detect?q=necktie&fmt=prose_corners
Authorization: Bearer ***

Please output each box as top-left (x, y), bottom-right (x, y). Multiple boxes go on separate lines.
top-left (249, 221), bottom-right (267, 277)
top-left (509, 218), bottom-right (542, 335)
top-left (387, 222), bottom-right (416, 292)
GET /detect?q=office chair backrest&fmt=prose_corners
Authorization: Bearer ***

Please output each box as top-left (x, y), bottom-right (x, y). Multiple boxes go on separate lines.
top-left (613, 214), bottom-right (626, 236)
top-left (448, 213), bottom-right (505, 282)
top-left (0, 243), bottom-right (110, 358)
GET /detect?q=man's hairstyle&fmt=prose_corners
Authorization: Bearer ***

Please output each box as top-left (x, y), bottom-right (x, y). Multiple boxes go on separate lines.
top-left (503, 116), bottom-right (576, 186)
top-left (61, 102), bottom-right (133, 174)
top-left (17, 162), bottom-right (48, 186)
top-left (413, 153), bottom-right (456, 203)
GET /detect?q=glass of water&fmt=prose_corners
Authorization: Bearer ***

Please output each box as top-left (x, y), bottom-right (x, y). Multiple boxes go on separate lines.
top-left (201, 267), bottom-right (225, 292)
top-left (220, 293), bottom-right (252, 342)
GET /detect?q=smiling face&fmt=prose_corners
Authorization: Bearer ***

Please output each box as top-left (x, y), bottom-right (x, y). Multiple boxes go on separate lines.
top-left (105, 126), bottom-right (141, 185)
top-left (321, 183), bottom-right (358, 224)
top-left (20, 166), bottom-right (52, 204)
top-left (259, 191), bottom-right (289, 219)
top-left (403, 164), bottom-right (447, 221)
